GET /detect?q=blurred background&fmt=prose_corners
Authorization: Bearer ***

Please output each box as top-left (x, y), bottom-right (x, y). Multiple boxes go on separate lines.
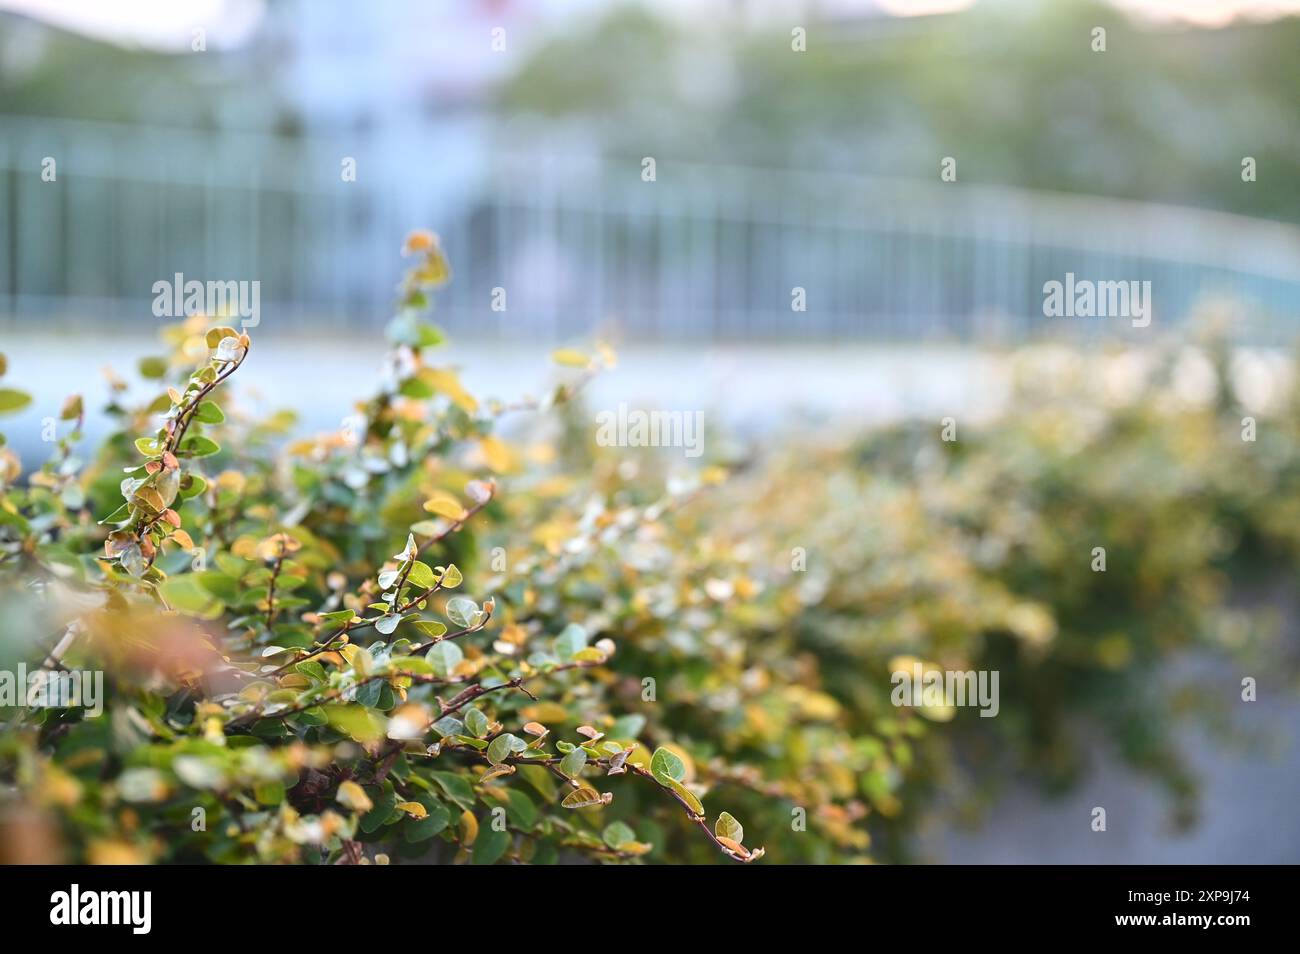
top-left (4, 0), bottom-right (1300, 429)
top-left (2, 0), bottom-right (1299, 862)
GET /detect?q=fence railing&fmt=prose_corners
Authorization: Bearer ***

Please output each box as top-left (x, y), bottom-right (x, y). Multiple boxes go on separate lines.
top-left (3, 115), bottom-right (1299, 343)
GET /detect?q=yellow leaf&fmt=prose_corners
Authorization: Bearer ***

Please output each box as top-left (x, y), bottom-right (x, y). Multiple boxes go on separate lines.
top-left (477, 435), bottom-right (518, 474)
top-left (520, 702), bottom-right (568, 723)
top-left (531, 519), bottom-right (570, 552)
top-left (421, 368), bottom-right (477, 413)
top-left (336, 780), bottom-right (373, 812)
top-left (499, 623), bottom-right (528, 647)
top-left (395, 801), bottom-right (428, 819)
top-left (423, 490), bottom-right (468, 521)
top-left (38, 765), bottom-right (83, 807)
top-left (551, 349), bottom-right (590, 368)
top-left (231, 536), bottom-right (259, 559)
top-left (459, 809), bottom-right (478, 846)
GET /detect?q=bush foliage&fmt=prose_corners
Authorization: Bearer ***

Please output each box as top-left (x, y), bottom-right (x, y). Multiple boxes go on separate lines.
top-left (0, 235), bottom-right (1294, 864)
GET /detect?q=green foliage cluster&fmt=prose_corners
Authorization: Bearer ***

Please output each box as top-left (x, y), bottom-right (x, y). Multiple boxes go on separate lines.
top-left (498, 331), bottom-right (1300, 861)
top-left (1, 237), bottom-right (1296, 865)
top-left (604, 335), bottom-right (1300, 850)
top-left (0, 233), bottom-right (764, 864)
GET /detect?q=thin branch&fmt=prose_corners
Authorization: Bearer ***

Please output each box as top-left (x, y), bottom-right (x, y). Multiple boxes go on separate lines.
top-left (438, 742), bottom-right (761, 864)
top-left (266, 488), bottom-right (496, 676)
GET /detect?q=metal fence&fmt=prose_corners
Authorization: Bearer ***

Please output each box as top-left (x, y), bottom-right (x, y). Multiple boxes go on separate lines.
top-left (3, 115), bottom-right (1299, 343)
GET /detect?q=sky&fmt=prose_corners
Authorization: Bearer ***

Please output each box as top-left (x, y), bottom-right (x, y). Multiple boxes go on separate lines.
top-left (2, 0), bottom-right (1300, 51)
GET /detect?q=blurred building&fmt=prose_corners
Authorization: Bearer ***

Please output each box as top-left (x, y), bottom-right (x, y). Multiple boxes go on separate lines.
top-left (1, 0), bottom-right (1299, 342)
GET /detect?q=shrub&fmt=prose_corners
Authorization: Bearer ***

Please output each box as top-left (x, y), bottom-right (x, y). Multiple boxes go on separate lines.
top-left (2, 235), bottom-right (1294, 865)
top-left (0, 233), bottom-right (770, 864)
top-left (657, 337), bottom-right (1297, 846)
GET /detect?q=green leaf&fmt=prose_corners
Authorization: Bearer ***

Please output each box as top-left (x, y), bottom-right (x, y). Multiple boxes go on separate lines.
top-left (650, 746), bottom-right (686, 784)
top-left (179, 474), bottom-right (207, 499)
top-left (426, 640), bottom-right (463, 677)
top-left (472, 824), bottom-right (510, 865)
top-left (411, 620), bottom-right (447, 640)
top-left (354, 679), bottom-right (382, 708)
top-left (138, 356), bottom-right (168, 379)
top-left (609, 714), bottom-right (646, 740)
top-left (159, 575), bottom-right (225, 620)
top-left (559, 747), bottom-right (588, 779)
top-left (178, 435), bottom-right (221, 458)
top-left (359, 787), bottom-right (399, 833)
top-left (196, 571), bottom-right (239, 602)
top-left (464, 708), bottom-right (489, 738)
top-left (391, 655), bottom-right (435, 675)
top-left (322, 704), bottom-right (386, 743)
top-left (406, 560), bottom-right (436, 589)
top-left (603, 821), bottom-right (637, 849)
top-left (428, 771), bottom-right (476, 811)
top-left (714, 811), bottom-right (744, 844)
top-left (430, 716), bottom-right (463, 738)
top-left (349, 645), bottom-right (375, 678)
top-left (295, 660), bottom-right (328, 683)
top-left (254, 780), bottom-right (286, 806)
top-left (660, 776), bottom-right (704, 816)
top-left (0, 388), bottom-right (32, 414)
top-left (403, 802), bottom-right (450, 842)
top-left (554, 623), bottom-right (588, 662)
top-left (487, 733), bottom-right (521, 765)
top-left (500, 789), bottom-right (538, 829)
top-left (292, 706), bottom-right (327, 727)
top-left (445, 596), bottom-right (479, 628)
top-left (97, 502), bottom-right (131, 525)
top-left (193, 400), bottom-right (225, 424)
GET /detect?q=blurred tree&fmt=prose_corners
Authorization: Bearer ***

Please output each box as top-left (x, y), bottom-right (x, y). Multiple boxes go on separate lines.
top-left (497, 0), bottom-right (1300, 223)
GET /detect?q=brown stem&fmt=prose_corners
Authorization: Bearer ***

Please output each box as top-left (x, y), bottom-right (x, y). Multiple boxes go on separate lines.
top-left (266, 487), bottom-right (495, 676)
top-left (265, 545), bottom-right (286, 631)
